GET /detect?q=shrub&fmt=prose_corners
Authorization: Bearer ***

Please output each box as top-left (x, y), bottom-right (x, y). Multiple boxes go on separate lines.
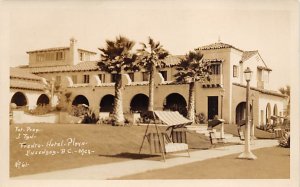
top-left (82, 112), bottom-right (99, 124)
top-left (195, 113), bottom-right (206, 124)
top-left (70, 105), bottom-right (89, 117)
top-left (81, 109), bottom-right (99, 124)
top-left (25, 104), bottom-right (54, 115)
top-left (98, 116), bottom-right (114, 125)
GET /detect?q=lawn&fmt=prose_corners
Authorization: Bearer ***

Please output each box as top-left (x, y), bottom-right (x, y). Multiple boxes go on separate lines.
top-left (10, 123), bottom-right (220, 177)
top-left (216, 123), bottom-right (276, 139)
top-left (117, 146), bottom-right (290, 179)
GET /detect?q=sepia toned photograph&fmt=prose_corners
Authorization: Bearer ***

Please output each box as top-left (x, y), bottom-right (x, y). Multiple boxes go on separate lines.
top-left (0, 0), bottom-right (298, 187)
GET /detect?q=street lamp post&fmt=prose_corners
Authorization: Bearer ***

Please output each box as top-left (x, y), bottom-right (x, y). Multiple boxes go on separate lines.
top-left (220, 88), bottom-right (225, 139)
top-left (238, 67), bottom-right (257, 160)
top-left (250, 93), bottom-right (256, 140)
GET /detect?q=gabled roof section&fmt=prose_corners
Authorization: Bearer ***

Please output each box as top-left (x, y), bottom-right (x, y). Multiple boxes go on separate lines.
top-left (241, 50), bottom-right (258, 61)
top-left (196, 42), bottom-right (243, 52)
top-left (26, 47), bottom-right (69, 54)
top-left (241, 50), bottom-right (272, 71)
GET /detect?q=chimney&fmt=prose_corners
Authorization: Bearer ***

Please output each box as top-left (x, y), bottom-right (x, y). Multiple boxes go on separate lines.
top-left (69, 37), bottom-right (78, 65)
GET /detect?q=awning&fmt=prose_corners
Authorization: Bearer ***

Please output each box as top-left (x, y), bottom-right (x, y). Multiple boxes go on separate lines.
top-left (154, 111), bottom-right (192, 128)
top-left (208, 119), bottom-right (225, 129)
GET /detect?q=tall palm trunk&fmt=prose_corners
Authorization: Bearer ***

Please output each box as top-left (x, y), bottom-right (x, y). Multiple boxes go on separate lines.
top-left (113, 74), bottom-right (125, 125)
top-left (148, 66), bottom-right (155, 111)
top-left (187, 81), bottom-right (195, 123)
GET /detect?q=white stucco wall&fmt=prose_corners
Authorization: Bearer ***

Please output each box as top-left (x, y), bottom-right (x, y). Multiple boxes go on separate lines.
top-left (258, 93), bottom-right (285, 127)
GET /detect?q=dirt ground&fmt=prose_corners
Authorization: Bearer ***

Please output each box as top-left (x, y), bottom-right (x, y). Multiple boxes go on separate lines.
top-left (117, 146), bottom-right (290, 179)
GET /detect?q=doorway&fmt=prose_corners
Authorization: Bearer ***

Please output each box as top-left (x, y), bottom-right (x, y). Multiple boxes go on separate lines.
top-left (208, 96), bottom-right (218, 120)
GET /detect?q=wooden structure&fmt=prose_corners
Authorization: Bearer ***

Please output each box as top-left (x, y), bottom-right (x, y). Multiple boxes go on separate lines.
top-left (138, 111), bottom-right (192, 161)
top-left (207, 118), bottom-right (225, 145)
top-left (237, 120), bottom-right (246, 141)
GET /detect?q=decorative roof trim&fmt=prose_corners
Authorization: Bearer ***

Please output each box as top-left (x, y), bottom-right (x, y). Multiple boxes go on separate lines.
top-left (196, 42), bottom-right (243, 52)
top-left (26, 47), bottom-right (69, 54)
top-left (10, 76), bottom-right (42, 82)
top-left (233, 83), bottom-right (286, 98)
top-left (10, 86), bottom-right (44, 91)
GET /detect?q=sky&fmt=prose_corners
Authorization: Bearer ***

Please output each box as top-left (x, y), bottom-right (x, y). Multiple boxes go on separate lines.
top-left (2, 0), bottom-right (298, 90)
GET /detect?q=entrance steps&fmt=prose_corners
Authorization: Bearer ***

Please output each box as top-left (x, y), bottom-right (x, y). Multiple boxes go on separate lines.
top-left (187, 125), bottom-right (238, 143)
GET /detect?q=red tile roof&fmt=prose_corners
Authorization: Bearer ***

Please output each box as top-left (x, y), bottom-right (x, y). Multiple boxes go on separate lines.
top-left (22, 61), bottom-right (99, 74)
top-left (27, 47), bottom-right (97, 54)
top-left (10, 79), bottom-right (45, 91)
top-left (10, 67), bottom-right (47, 91)
top-left (22, 56), bottom-right (224, 74)
top-left (164, 55), bottom-right (184, 66)
top-left (233, 83), bottom-right (285, 97)
top-left (10, 67), bottom-right (43, 81)
top-left (197, 42), bottom-right (243, 52)
top-left (164, 55), bottom-right (224, 66)
top-left (257, 66), bottom-right (272, 71)
top-left (26, 47), bottom-right (69, 53)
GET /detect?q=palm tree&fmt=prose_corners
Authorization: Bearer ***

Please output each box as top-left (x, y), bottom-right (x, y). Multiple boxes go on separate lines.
top-left (97, 36), bottom-right (139, 125)
top-left (174, 50), bottom-right (211, 123)
top-left (137, 37), bottom-right (169, 111)
top-left (279, 85), bottom-right (290, 116)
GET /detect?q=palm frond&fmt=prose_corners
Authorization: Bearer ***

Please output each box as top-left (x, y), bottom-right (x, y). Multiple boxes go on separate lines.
top-left (97, 35), bottom-right (139, 74)
top-left (174, 50), bottom-right (210, 84)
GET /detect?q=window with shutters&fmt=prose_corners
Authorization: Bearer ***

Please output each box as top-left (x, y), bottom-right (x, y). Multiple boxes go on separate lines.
top-left (83, 75), bottom-right (90, 83)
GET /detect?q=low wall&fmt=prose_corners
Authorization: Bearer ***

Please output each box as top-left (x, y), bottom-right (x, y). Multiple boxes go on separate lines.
top-left (11, 110), bottom-right (81, 124)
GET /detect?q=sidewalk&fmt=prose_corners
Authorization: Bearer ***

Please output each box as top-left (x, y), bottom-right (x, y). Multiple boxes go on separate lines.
top-left (14, 139), bottom-right (278, 180)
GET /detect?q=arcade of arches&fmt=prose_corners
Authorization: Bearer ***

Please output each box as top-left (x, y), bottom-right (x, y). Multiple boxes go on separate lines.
top-left (235, 101), bottom-right (280, 126)
top-left (11, 92), bottom-right (27, 107)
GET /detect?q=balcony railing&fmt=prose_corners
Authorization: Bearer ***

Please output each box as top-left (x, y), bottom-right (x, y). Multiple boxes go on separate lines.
top-left (202, 74), bottom-right (223, 88)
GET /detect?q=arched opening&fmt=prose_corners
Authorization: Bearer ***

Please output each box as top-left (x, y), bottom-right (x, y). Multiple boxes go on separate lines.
top-left (273, 104), bottom-right (278, 116)
top-left (266, 103), bottom-right (271, 125)
top-left (130, 94), bottom-right (149, 113)
top-left (99, 94), bottom-right (114, 112)
top-left (163, 93), bottom-right (187, 116)
top-left (11, 92), bottom-right (27, 107)
top-left (72, 95), bottom-right (89, 106)
top-left (235, 102), bottom-right (246, 124)
top-left (272, 104), bottom-right (279, 125)
top-left (36, 94), bottom-right (50, 105)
